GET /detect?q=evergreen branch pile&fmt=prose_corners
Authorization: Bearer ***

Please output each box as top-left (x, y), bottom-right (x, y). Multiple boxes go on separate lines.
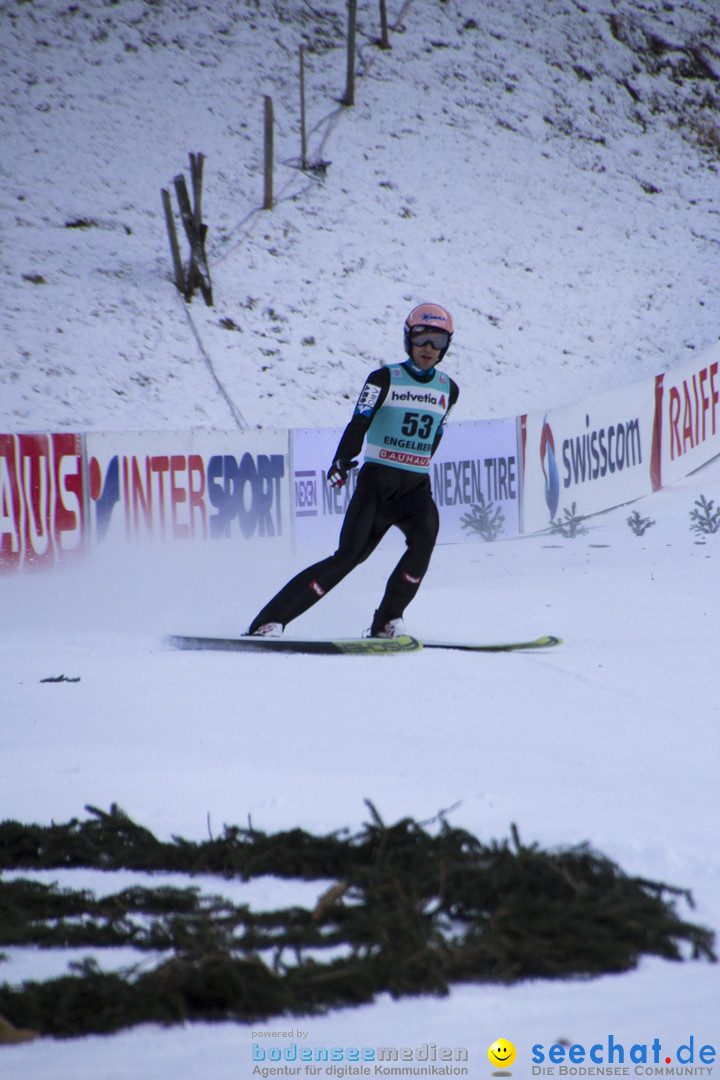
top-left (0, 804), bottom-right (714, 1038)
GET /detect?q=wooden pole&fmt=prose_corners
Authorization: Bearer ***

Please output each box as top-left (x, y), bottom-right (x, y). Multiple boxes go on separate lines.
top-left (174, 172), bottom-right (213, 306)
top-left (343, 0), bottom-right (357, 107)
top-left (299, 46), bottom-right (308, 171)
top-left (379, 0), bottom-right (390, 49)
top-left (263, 96), bottom-right (274, 209)
top-left (161, 187), bottom-right (186, 294)
top-left (188, 153), bottom-right (204, 296)
top-left (189, 152), bottom-right (204, 226)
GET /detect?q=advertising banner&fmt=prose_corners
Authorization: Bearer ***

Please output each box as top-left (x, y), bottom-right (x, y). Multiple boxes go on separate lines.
top-left (521, 380), bottom-right (657, 534)
top-left (6, 347), bottom-right (718, 572)
top-left (0, 432), bottom-right (85, 571)
top-left (430, 418), bottom-right (521, 543)
top-left (85, 429), bottom-right (291, 551)
top-left (655, 339), bottom-right (720, 487)
top-left (291, 427), bottom-right (353, 554)
top-left (291, 419), bottom-right (521, 553)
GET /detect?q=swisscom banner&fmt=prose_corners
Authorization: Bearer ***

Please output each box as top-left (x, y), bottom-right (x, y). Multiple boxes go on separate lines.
top-left (85, 430), bottom-right (291, 550)
top-left (521, 380), bottom-right (657, 535)
top-left (291, 419), bottom-right (521, 553)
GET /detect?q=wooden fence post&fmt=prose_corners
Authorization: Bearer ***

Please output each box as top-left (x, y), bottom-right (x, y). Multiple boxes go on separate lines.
top-left (190, 152), bottom-right (204, 228)
top-left (299, 46), bottom-right (308, 170)
top-left (185, 153), bottom-right (205, 298)
top-left (379, 0), bottom-right (390, 49)
top-left (343, 0), bottom-right (357, 107)
top-left (263, 96), bottom-right (274, 209)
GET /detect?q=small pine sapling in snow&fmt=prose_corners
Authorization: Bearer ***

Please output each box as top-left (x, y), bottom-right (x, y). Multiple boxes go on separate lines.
top-left (460, 494), bottom-right (505, 541)
top-left (551, 502), bottom-right (588, 538)
top-left (689, 494), bottom-right (720, 536)
top-left (627, 509), bottom-right (655, 537)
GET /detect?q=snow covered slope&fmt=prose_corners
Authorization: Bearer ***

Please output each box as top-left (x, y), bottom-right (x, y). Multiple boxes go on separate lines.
top-left (2, 0), bottom-right (719, 432)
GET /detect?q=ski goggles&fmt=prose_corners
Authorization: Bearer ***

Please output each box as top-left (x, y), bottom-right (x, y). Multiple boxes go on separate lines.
top-left (409, 325), bottom-right (451, 351)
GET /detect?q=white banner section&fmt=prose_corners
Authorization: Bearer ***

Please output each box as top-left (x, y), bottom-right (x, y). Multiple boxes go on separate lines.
top-left (291, 420), bottom-right (521, 553)
top-left (657, 339), bottom-right (720, 487)
top-left (430, 418), bottom-right (521, 543)
top-left (85, 429), bottom-right (291, 551)
top-left (291, 427), bottom-right (350, 554)
top-left (522, 380), bottom-right (657, 534)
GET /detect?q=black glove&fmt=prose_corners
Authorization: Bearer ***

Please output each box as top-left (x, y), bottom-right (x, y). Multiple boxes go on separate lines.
top-left (327, 458), bottom-right (359, 489)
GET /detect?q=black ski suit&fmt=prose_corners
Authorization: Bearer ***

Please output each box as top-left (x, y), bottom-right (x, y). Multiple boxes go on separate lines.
top-left (248, 360), bottom-right (459, 633)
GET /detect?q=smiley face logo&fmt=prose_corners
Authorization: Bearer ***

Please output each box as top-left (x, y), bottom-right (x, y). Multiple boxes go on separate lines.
top-left (488, 1039), bottom-right (516, 1071)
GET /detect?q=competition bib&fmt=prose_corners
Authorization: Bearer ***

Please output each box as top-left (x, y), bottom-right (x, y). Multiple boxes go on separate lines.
top-left (364, 366), bottom-right (450, 473)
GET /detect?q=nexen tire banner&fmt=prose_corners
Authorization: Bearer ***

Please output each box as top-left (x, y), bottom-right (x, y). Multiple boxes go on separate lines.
top-left (430, 418), bottom-right (521, 543)
top-left (85, 430), bottom-right (291, 550)
top-left (291, 428), bottom-right (357, 554)
top-left (521, 380), bottom-right (657, 534)
top-left (291, 419), bottom-right (521, 553)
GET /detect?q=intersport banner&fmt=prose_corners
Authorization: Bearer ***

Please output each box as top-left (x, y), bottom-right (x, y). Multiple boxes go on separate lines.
top-left (0, 432), bottom-right (85, 570)
top-left (291, 418), bottom-right (521, 553)
top-left (654, 339), bottom-right (720, 488)
top-left (521, 380), bottom-right (657, 534)
top-left (85, 430), bottom-right (291, 550)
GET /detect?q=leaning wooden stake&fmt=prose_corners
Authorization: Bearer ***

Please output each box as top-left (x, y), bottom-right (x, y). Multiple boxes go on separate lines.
top-left (263, 96), bottom-right (274, 209)
top-left (343, 0), bottom-right (357, 106)
top-left (161, 187), bottom-right (186, 294)
top-left (173, 171), bottom-right (213, 306)
top-left (185, 152), bottom-right (205, 299)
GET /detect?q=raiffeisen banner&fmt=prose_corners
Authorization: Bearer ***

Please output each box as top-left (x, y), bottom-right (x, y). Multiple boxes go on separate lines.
top-left (85, 430), bottom-right (291, 550)
top-left (0, 432), bottom-right (85, 571)
top-left (655, 339), bottom-right (720, 488)
top-left (291, 419), bottom-right (521, 553)
top-left (521, 380), bottom-right (657, 534)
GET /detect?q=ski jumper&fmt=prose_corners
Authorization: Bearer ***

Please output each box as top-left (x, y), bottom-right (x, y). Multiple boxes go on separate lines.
top-left (248, 360), bottom-right (460, 633)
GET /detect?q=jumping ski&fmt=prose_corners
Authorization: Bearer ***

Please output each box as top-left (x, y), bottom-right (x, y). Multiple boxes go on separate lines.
top-left (421, 634), bottom-right (561, 653)
top-left (165, 634), bottom-right (422, 656)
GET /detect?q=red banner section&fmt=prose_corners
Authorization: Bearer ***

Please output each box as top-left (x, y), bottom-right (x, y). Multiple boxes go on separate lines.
top-left (659, 341), bottom-right (720, 488)
top-left (0, 433), bottom-right (85, 570)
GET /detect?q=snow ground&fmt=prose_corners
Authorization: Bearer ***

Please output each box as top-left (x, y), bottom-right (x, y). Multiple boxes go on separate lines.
top-left (1, 0), bottom-right (719, 1077)
top-left (2, 460), bottom-right (719, 1079)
